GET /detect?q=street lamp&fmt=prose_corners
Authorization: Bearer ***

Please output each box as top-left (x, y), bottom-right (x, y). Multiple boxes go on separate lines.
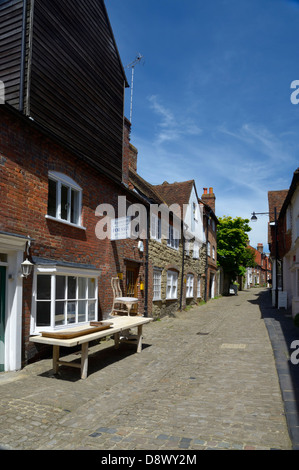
top-left (250, 211), bottom-right (269, 222)
top-left (251, 209), bottom-right (279, 308)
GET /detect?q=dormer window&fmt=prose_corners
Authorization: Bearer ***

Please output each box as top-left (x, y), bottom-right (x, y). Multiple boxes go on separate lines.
top-left (46, 172), bottom-right (84, 228)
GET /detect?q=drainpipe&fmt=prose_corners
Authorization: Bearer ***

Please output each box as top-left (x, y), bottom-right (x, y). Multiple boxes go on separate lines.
top-left (274, 207), bottom-right (279, 308)
top-left (204, 209), bottom-right (210, 302)
top-left (180, 221), bottom-right (185, 311)
top-left (143, 207), bottom-right (150, 317)
top-left (180, 222), bottom-right (185, 310)
top-left (19, 0), bottom-right (27, 113)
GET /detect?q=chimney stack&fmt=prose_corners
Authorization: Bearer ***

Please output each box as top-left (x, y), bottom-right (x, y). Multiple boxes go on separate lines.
top-left (202, 187), bottom-right (216, 213)
top-left (257, 243), bottom-right (263, 253)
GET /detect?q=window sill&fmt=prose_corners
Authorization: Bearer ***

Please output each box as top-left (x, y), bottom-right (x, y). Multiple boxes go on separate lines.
top-left (166, 297), bottom-right (178, 301)
top-left (45, 215), bottom-right (86, 230)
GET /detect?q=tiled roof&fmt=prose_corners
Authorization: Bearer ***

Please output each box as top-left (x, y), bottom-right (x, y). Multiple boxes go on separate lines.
top-left (268, 189), bottom-right (288, 245)
top-left (268, 190), bottom-right (288, 222)
top-left (279, 167), bottom-right (299, 219)
top-left (129, 169), bottom-right (167, 205)
top-left (152, 180), bottom-right (195, 209)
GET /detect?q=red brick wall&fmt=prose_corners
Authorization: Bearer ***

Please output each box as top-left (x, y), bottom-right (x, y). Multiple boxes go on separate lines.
top-left (277, 214), bottom-right (292, 258)
top-left (0, 107), bottom-right (145, 364)
top-left (205, 214), bottom-right (218, 298)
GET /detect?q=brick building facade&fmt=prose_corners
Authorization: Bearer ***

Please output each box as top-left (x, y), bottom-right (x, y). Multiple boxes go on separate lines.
top-left (0, 0), bottom-right (146, 372)
top-left (201, 188), bottom-right (218, 300)
top-left (268, 189), bottom-right (289, 307)
top-left (245, 244), bottom-right (272, 289)
top-left (0, 105), bottom-right (147, 370)
top-left (0, 0), bottom-right (220, 372)
top-left (275, 168), bottom-right (299, 314)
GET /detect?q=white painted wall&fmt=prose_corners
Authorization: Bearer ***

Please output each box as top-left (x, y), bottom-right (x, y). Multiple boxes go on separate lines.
top-left (183, 185), bottom-right (205, 245)
top-left (0, 234), bottom-right (27, 372)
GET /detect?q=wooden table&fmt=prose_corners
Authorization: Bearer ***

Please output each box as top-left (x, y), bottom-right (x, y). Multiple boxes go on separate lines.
top-left (30, 316), bottom-right (153, 379)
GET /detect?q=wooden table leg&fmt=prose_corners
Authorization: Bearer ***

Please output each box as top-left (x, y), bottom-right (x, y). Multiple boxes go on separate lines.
top-left (81, 342), bottom-right (89, 380)
top-left (114, 332), bottom-right (120, 349)
top-left (53, 345), bottom-right (60, 374)
top-left (137, 325), bottom-right (143, 353)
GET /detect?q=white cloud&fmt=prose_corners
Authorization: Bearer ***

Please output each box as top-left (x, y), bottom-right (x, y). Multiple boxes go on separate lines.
top-left (218, 123), bottom-right (294, 166)
top-left (148, 95), bottom-right (202, 145)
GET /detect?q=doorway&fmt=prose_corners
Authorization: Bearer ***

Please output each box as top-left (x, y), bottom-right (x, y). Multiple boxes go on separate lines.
top-left (0, 266), bottom-right (6, 372)
top-left (126, 266), bottom-right (139, 314)
top-left (209, 273), bottom-right (215, 299)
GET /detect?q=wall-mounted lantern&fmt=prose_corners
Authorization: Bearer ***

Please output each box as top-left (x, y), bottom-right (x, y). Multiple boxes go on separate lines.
top-left (21, 236), bottom-right (34, 278)
top-left (21, 258), bottom-right (34, 278)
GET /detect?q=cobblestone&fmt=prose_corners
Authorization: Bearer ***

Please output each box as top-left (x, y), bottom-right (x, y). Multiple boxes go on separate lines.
top-left (0, 288), bottom-right (296, 450)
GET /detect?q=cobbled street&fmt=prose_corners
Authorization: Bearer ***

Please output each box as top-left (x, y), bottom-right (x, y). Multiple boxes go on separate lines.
top-left (0, 287), bottom-right (297, 451)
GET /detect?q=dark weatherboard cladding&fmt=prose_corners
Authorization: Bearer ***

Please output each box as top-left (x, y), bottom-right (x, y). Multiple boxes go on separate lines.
top-left (0, 0), bottom-right (128, 183)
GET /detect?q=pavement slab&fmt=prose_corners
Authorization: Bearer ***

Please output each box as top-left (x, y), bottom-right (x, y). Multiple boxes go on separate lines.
top-left (0, 288), bottom-right (296, 451)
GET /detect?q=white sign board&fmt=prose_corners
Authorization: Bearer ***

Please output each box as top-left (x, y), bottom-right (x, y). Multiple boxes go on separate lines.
top-left (111, 217), bottom-right (131, 240)
top-left (278, 291), bottom-right (287, 309)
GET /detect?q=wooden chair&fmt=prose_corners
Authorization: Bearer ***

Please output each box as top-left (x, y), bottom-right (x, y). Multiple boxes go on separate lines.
top-left (111, 277), bottom-right (139, 316)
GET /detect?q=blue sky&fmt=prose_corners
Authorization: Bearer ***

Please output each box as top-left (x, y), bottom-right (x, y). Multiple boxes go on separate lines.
top-left (106, 0), bottom-right (299, 252)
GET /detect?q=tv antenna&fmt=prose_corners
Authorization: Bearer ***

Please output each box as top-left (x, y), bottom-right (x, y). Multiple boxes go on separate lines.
top-left (126, 53), bottom-right (144, 123)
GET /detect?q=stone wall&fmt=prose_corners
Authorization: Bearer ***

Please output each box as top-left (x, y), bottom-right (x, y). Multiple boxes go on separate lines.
top-left (148, 238), bottom-right (206, 319)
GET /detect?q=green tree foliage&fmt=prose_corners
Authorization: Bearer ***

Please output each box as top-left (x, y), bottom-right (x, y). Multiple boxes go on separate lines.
top-left (217, 216), bottom-right (256, 281)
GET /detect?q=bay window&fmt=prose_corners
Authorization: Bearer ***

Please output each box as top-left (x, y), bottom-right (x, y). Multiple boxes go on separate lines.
top-left (32, 265), bottom-right (100, 334)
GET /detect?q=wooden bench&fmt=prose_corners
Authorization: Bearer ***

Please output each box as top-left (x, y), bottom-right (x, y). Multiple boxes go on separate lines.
top-left (30, 316), bottom-right (153, 379)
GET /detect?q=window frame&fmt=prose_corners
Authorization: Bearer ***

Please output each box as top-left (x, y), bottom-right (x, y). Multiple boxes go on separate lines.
top-left (166, 270), bottom-right (178, 300)
top-left (153, 268), bottom-right (162, 301)
top-left (46, 171), bottom-right (85, 229)
top-left (286, 206), bottom-right (292, 231)
top-left (167, 225), bottom-right (180, 250)
top-left (193, 241), bottom-right (199, 259)
top-left (186, 274), bottom-right (194, 298)
top-left (151, 214), bottom-right (162, 242)
top-left (31, 265), bottom-right (100, 334)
